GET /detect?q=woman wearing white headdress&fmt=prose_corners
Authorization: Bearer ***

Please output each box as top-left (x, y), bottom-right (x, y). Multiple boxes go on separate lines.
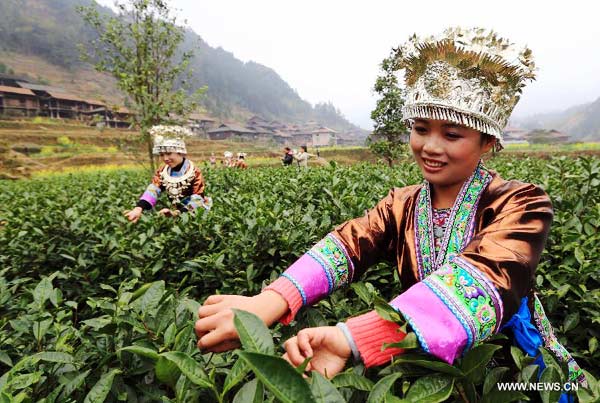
top-left (124, 125), bottom-right (212, 223)
top-left (235, 152), bottom-right (248, 169)
top-left (223, 151), bottom-right (235, 168)
top-left (195, 28), bottom-right (587, 396)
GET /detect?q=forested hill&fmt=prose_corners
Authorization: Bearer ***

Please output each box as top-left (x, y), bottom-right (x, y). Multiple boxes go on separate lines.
top-left (0, 0), bottom-right (362, 131)
top-left (515, 97), bottom-right (600, 141)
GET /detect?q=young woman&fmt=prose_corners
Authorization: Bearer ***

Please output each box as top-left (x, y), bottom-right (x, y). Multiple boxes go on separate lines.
top-left (124, 125), bottom-right (211, 223)
top-left (294, 145), bottom-right (310, 168)
top-left (235, 152), bottom-right (248, 169)
top-left (194, 28), bottom-right (586, 393)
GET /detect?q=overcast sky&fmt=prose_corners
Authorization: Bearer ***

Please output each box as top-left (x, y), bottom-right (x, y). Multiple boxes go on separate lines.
top-left (98, 0), bottom-right (600, 129)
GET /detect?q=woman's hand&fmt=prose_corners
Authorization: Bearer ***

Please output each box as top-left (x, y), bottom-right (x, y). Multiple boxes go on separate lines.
top-left (158, 208), bottom-right (180, 217)
top-left (283, 326), bottom-right (351, 378)
top-left (123, 207), bottom-right (143, 223)
top-left (194, 291), bottom-right (288, 352)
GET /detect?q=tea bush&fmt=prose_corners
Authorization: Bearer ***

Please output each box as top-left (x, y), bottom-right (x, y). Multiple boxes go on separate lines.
top-left (0, 156), bottom-right (598, 402)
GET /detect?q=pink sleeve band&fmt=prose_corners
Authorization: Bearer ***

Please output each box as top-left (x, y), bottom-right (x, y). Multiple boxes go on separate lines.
top-left (345, 310), bottom-right (406, 367)
top-left (392, 282), bottom-right (468, 364)
top-left (140, 184), bottom-right (160, 207)
top-left (263, 277), bottom-right (303, 325)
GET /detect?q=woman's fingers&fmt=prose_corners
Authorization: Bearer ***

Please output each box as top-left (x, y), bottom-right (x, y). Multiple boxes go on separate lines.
top-left (198, 326), bottom-right (237, 350)
top-left (204, 294), bottom-right (226, 306)
top-left (284, 336), bottom-right (308, 367)
top-left (297, 330), bottom-right (314, 358)
top-left (194, 311), bottom-right (227, 335)
top-left (204, 339), bottom-right (240, 353)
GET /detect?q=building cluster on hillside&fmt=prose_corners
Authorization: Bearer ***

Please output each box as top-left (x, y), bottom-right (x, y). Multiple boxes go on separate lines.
top-left (0, 73), bottom-right (367, 146)
top-left (203, 115), bottom-right (363, 146)
top-left (0, 73), bottom-right (133, 128)
top-left (502, 126), bottom-right (571, 144)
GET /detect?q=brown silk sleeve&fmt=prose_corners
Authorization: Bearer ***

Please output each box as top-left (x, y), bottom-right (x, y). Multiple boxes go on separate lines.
top-left (460, 183), bottom-right (553, 323)
top-left (192, 168), bottom-right (205, 197)
top-left (331, 188), bottom-right (402, 279)
top-left (151, 167), bottom-right (163, 189)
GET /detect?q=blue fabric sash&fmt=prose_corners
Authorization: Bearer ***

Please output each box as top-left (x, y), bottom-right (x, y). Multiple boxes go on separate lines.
top-left (502, 297), bottom-right (574, 403)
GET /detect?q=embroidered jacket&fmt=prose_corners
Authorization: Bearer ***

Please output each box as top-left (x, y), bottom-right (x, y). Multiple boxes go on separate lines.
top-left (137, 159), bottom-right (208, 211)
top-left (265, 165), bottom-right (585, 385)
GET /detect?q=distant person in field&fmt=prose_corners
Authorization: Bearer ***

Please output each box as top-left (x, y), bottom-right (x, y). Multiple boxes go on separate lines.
top-left (209, 152), bottom-right (217, 168)
top-left (281, 147), bottom-right (294, 166)
top-left (194, 28), bottom-right (586, 396)
top-left (124, 125), bottom-right (212, 223)
top-left (223, 151), bottom-right (236, 168)
top-left (294, 145), bottom-right (310, 168)
top-left (235, 152), bottom-right (248, 169)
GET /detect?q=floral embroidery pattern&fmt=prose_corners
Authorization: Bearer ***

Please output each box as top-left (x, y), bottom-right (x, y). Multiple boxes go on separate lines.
top-left (307, 234), bottom-right (354, 293)
top-left (533, 295), bottom-right (587, 386)
top-left (424, 256), bottom-right (503, 350)
top-left (432, 208), bottom-right (451, 253)
top-left (415, 162), bottom-right (492, 280)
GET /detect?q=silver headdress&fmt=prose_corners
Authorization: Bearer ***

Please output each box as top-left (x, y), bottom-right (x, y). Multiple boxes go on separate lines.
top-left (150, 125), bottom-right (193, 155)
top-left (398, 27), bottom-right (536, 149)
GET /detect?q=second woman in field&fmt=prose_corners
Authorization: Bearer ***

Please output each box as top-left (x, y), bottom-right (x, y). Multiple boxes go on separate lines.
top-left (124, 125), bottom-right (212, 222)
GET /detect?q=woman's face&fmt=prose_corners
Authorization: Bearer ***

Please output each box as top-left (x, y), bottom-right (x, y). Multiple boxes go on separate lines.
top-left (160, 152), bottom-right (184, 168)
top-left (409, 119), bottom-right (495, 188)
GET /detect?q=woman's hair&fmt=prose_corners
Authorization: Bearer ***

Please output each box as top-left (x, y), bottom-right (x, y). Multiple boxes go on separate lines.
top-left (301, 145), bottom-right (308, 152)
top-left (480, 133), bottom-right (495, 147)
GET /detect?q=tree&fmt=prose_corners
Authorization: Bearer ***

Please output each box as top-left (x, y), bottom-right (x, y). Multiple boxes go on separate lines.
top-left (369, 51), bottom-right (409, 167)
top-left (78, 0), bottom-right (203, 169)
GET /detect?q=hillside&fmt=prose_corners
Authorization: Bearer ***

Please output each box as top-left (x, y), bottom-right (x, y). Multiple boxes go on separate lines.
top-left (515, 97), bottom-right (600, 141)
top-left (0, 0), bottom-right (364, 133)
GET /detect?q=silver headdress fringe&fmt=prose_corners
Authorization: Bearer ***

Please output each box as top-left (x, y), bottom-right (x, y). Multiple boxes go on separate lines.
top-left (396, 27), bottom-right (536, 152)
top-left (403, 104), bottom-right (504, 150)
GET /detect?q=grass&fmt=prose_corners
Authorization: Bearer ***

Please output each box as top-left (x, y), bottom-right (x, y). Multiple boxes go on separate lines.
top-left (503, 142), bottom-right (600, 151)
top-left (32, 163), bottom-right (143, 179)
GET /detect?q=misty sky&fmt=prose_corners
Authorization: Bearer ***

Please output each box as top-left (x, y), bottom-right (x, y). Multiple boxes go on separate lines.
top-left (98, 0), bottom-right (600, 129)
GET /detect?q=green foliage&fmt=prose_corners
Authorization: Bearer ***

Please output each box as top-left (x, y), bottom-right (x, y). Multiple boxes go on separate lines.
top-left (56, 136), bottom-right (74, 147)
top-left (369, 53), bottom-right (410, 166)
top-left (0, 63), bottom-right (14, 75)
top-left (0, 156), bottom-right (598, 401)
top-left (77, 0), bottom-right (203, 169)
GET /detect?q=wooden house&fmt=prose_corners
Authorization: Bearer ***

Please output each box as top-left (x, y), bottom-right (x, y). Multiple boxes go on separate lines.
top-left (0, 73), bottom-right (29, 87)
top-left (0, 86), bottom-right (38, 115)
top-left (207, 124), bottom-right (256, 140)
top-left (0, 85), bottom-right (39, 116)
top-left (526, 129), bottom-right (570, 144)
top-left (188, 113), bottom-right (217, 136)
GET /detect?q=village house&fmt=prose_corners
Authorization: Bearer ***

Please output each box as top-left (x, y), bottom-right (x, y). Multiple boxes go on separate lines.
top-left (289, 128), bottom-right (313, 146)
top-left (207, 124), bottom-right (257, 140)
top-left (0, 73), bottom-right (29, 87)
top-left (16, 83), bottom-right (86, 119)
top-left (336, 132), bottom-right (357, 146)
top-left (526, 129), bottom-right (570, 144)
top-left (272, 130), bottom-right (293, 145)
top-left (0, 85), bottom-right (40, 116)
top-left (503, 126), bottom-right (529, 144)
top-left (0, 77), bottom-right (135, 126)
top-left (312, 126), bottom-right (337, 146)
top-left (187, 113), bottom-right (217, 137)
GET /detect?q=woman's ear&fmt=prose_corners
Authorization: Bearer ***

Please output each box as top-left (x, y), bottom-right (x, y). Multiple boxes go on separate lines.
top-left (481, 134), bottom-right (496, 154)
